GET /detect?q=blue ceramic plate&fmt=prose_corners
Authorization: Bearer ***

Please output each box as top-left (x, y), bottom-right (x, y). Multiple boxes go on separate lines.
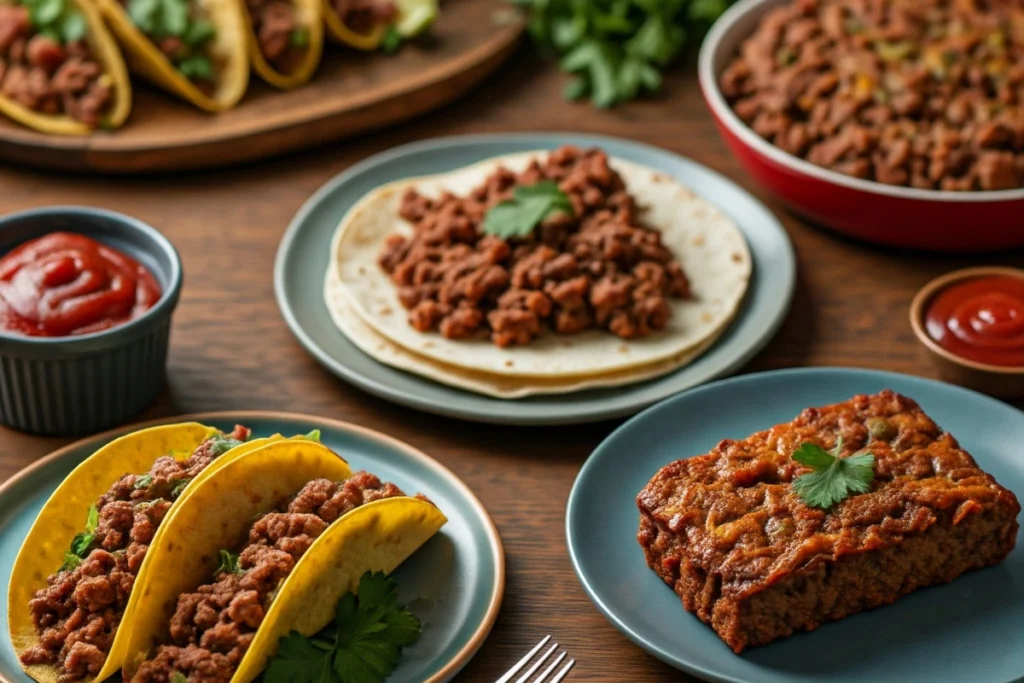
top-left (274, 133), bottom-right (795, 425)
top-left (0, 413), bottom-right (504, 683)
top-left (567, 368), bottom-right (1024, 683)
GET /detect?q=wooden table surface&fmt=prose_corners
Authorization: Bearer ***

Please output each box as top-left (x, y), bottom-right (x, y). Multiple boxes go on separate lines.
top-left (2, 48), bottom-right (1022, 683)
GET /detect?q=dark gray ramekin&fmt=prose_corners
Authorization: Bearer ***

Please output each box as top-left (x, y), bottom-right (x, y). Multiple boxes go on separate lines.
top-left (0, 207), bottom-right (182, 436)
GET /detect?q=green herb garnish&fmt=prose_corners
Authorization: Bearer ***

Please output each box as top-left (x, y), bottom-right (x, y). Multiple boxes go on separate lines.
top-left (177, 55), bottom-right (214, 81)
top-left (170, 478), bottom-right (192, 498)
top-left (515, 0), bottom-right (730, 107)
top-left (215, 549), bottom-right (243, 576)
top-left (170, 673), bottom-right (188, 683)
top-left (208, 433), bottom-right (244, 457)
top-left (60, 504), bottom-right (100, 570)
top-left (134, 473), bottom-right (154, 490)
top-left (21, 0), bottom-right (88, 44)
top-left (301, 429), bottom-right (321, 442)
top-left (381, 25), bottom-right (403, 54)
top-left (290, 26), bottom-right (310, 47)
top-left (483, 181), bottom-right (573, 239)
top-left (263, 572), bottom-right (421, 683)
top-left (125, 0), bottom-right (217, 78)
top-left (791, 437), bottom-right (875, 509)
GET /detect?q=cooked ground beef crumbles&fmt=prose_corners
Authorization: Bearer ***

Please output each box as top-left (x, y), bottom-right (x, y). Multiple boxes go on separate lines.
top-left (378, 146), bottom-right (692, 348)
top-left (19, 426), bottom-right (251, 682)
top-left (0, 5), bottom-right (113, 126)
top-left (130, 472), bottom-right (411, 683)
top-left (721, 0), bottom-right (1024, 190)
top-left (638, 391), bottom-right (1021, 652)
top-left (331, 0), bottom-right (395, 35)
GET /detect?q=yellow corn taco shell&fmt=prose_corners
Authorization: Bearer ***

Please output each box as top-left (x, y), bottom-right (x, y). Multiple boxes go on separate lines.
top-left (323, 0), bottom-right (435, 49)
top-left (321, 5), bottom-right (385, 50)
top-left (122, 440), bottom-right (445, 683)
top-left (0, 0), bottom-right (131, 135)
top-left (95, 0), bottom-right (249, 111)
top-left (245, 0), bottom-right (323, 88)
top-left (8, 423), bottom-right (219, 683)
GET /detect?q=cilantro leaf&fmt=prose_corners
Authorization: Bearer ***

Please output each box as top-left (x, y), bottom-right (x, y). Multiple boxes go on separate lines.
top-left (381, 25), bottom-right (402, 54)
top-left (170, 673), bottom-right (188, 683)
top-left (214, 549), bottom-right (243, 577)
top-left (483, 181), bottom-right (573, 240)
top-left (207, 433), bottom-right (243, 456)
top-left (85, 504), bottom-right (99, 533)
top-left (170, 478), bottom-right (192, 498)
top-left (134, 473), bottom-right (154, 490)
top-left (791, 438), bottom-right (875, 509)
top-left (59, 551), bottom-right (82, 572)
top-left (61, 504), bottom-right (101, 569)
top-left (264, 572), bottom-right (421, 683)
top-left (301, 429), bottom-right (322, 442)
top-left (290, 27), bottom-right (309, 48)
top-left (182, 18), bottom-right (216, 46)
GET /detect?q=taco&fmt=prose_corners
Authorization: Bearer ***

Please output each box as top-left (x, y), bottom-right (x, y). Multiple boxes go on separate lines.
top-left (323, 0), bottom-right (436, 51)
top-left (121, 439), bottom-right (446, 683)
top-left (0, 0), bottom-right (130, 135)
top-left (244, 0), bottom-right (321, 89)
top-left (94, 0), bottom-right (248, 111)
top-left (6, 423), bottom-right (283, 683)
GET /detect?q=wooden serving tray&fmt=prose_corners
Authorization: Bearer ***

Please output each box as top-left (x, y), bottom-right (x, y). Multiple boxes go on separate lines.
top-left (0, 0), bottom-right (522, 173)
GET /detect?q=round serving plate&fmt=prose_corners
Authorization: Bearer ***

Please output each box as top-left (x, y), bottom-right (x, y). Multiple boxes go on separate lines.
top-left (0, 1), bottom-right (523, 173)
top-left (274, 132), bottom-right (796, 426)
top-left (567, 367), bottom-right (1024, 683)
top-left (0, 412), bottom-right (504, 683)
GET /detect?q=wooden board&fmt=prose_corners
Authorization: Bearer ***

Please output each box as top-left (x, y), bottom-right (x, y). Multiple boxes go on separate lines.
top-left (0, 0), bottom-right (523, 173)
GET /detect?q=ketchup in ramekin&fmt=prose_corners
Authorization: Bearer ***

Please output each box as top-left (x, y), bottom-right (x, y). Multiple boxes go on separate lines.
top-left (924, 275), bottom-right (1024, 368)
top-left (0, 232), bottom-right (162, 337)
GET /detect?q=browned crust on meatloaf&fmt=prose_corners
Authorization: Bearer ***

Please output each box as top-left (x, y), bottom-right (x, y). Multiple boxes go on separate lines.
top-left (636, 390), bottom-right (1021, 653)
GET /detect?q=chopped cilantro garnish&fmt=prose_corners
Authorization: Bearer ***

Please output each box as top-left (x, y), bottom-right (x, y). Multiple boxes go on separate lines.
top-left (263, 572), bottom-right (421, 683)
top-left (289, 26), bottom-right (309, 47)
top-left (215, 549), bottom-right (243, 577)
top-left (21, 0), bottom-right (87, 44)
top-left (59, 552), bottom-right (82, 572)
top-left (301, 429), bottom-right (321, 442)
top-left (170, 673), bottom-right (188, 683)
top-left (483, 181), bottom-right (573, 240)
top-left (170, 478), bottom-right (193, 498)
top-left (60, 504), bottom-right (100, 569)
top-left (177, 55), bottom-right (214, 81)
top-left (381, 25), bottom-right (402, 54)
top-left (208, 433), bottom-right (244, 457)
top-left (791, 437), bottom-right (875, 509)
top-left (134, 473), bottom-right (154, 490)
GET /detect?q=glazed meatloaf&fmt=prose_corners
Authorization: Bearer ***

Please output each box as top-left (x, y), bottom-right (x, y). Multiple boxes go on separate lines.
top-left (637, 390), bottom-right (1020, 653)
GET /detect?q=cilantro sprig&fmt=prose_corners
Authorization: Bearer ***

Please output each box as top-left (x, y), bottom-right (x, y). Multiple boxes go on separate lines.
top-left (208, 433), bottom-right (245, 456)
top-left (214, 549), bottom-right (243, 577)
top-left (21, 0), bottom-right (88, 45)
top-left (264, 572), bottom-right (421, 683)
top-left (60, 504), bottom-right (100, 571)
top-left (515, 0), bottom-right (731, 107)
top-left (483, 181), bottom-right (573, 240)
top-left (791, 437), bottom-right (875, 509)
top-left (125, 0), bottom-right (217, 80)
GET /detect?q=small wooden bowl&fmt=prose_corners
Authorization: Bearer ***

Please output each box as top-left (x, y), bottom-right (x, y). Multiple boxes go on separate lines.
top-left (910, 266), bottom-right (1024, 399)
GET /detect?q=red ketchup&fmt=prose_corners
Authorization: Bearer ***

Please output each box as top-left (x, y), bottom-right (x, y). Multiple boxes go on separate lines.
top-left (0, 232), bottom-right (162, 337)
top-left (925, 275), bottom-right (1024, 367)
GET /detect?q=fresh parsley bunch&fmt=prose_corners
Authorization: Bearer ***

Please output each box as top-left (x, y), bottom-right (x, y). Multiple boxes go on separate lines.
top-left (515, 0), bottom-right (731, 107)
top-left (21, 0), bottom-right (88, 45)
top-left (263, 572), bottom-right (421, 683)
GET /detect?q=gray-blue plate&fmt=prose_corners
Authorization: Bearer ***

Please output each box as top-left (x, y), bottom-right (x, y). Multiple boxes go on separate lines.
top-left (567, 368), bottom-right (1024, 683)
top-left (274, 133), bottom-right (795, 425)
top-left (0, 412), bottom-right (504, 683)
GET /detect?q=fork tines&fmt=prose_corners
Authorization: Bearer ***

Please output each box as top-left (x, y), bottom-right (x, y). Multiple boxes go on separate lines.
top-left (495, 635), bottom-right (576, 683)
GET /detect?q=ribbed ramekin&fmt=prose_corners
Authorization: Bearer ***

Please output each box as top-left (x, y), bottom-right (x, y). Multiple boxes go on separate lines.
top-left (0, 207), bottom-right (183, 436)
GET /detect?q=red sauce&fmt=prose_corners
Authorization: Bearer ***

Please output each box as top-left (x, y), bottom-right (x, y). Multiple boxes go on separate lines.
top-left (925, 275), bottom-right (1024, 367)
top-left (0, 232), bottom-right (162, 337)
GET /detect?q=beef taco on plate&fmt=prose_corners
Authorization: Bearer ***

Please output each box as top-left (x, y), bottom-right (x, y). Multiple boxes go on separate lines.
top-left (323, 0), bottom-right (435, 51)
top-left (95, 0), bottom-right (248, 111)
top-left (243, 0), bottom-right (321, 89)
top-left (7, 423), bottom-right (280, 683)
top-left (327, 146), bottom-right (751, 384)
top-left (0, 0), bottom-right (130, 134)
top-left (121, 439), bottom-right (445, 683)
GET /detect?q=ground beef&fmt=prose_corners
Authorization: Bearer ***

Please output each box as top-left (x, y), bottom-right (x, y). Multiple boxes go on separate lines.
top-left (130, 472), bottom-right (412, 683)
top-left (0, 5), bottom-right (112, 126)
top-left (721, 0), bottom-right (1024, 190)
top-left (330, 0), bottom-right (396, 35)
top-left (246, 0), bottom-right (304, 73)
top-left (637, 391), bottom-right (1021, 652)
top-left (19, 426), bottom-right (252, 682)
top-left (379, 146), bottom-right (692, 348)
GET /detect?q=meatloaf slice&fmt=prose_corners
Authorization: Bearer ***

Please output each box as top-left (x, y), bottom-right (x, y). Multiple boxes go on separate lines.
top-left (637, 390), bottom-right (1020, 653)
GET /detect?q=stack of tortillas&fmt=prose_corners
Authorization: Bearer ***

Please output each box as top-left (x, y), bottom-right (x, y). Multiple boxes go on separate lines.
top-left (324, 150), bottom-right (752, 399)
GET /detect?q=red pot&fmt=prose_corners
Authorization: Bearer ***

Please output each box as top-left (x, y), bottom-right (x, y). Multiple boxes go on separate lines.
top-left (698, 0), bottom-right (1024, 252)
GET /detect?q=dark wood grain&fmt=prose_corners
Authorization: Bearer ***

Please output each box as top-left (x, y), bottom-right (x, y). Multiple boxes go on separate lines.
top-left (0, 0), bottom-right (522, 173)
top-left (1, 48), bottom-right (1023, 683)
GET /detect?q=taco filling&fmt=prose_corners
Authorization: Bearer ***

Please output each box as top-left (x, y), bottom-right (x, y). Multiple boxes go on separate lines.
top-left (330, 0), bottom-right (394, 36)
top-left (19, 426), bottom-right (251, 682)
top-left (378, 146), bottom-right (693, 347)
top-left (129, 472), bottom-right (418, 683)
top-left (119, 0), bottom-right (218, 90)
top-left (0, 2), bottom-right (113, 125)
top-left (246, 0), bottom-right (307, 74)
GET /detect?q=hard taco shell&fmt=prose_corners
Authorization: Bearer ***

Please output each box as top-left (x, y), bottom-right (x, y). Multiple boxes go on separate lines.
top-left (321, 2), bottom-right (386, 50)
top-left (95, 0), bottom-right (249, 111)
top-left (245, 0), bottom-right (322, 89)
top-left (0, 0), bottom-right (131, 135)
top-left (122, 439), bottom-right (445, 683)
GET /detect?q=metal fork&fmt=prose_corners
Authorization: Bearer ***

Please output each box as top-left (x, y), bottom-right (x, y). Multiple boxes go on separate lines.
top-left (495, 636), bottom-right (575, 683)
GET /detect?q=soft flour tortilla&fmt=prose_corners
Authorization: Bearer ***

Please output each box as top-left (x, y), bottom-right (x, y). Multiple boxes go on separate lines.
top-left (330, 151), bottom-right (751, 378)
top-left (326, 269), bottom-right (733, 398)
